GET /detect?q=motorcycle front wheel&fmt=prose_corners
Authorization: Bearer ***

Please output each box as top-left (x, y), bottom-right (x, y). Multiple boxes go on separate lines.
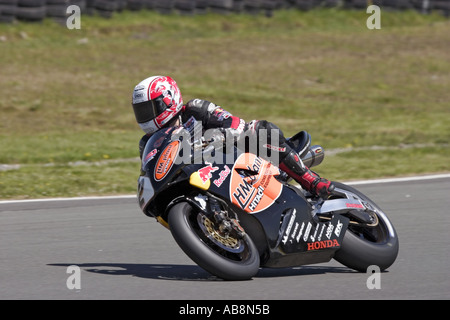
top-left (168, 202), bottom-right (260, 281)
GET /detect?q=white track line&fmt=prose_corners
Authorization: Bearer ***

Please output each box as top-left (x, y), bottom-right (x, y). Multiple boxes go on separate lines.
top-left (0, 173), bottom-right (449, 205)
top-left (342, 173), bottom-right (450, 185)
top-left (0, 194), bottom-right (136, 205)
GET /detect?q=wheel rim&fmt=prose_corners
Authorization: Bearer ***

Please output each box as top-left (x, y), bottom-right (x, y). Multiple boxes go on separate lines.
top-left (197, 215), bottom-right (244, 254)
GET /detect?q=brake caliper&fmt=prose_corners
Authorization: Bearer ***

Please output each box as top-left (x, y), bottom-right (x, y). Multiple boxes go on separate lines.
top-left (208, 197), bottom-right (246, 239)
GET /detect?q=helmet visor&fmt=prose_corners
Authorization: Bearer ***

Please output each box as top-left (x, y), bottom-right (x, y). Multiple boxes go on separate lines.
top-left (132, 95), bottom-right (167, 124)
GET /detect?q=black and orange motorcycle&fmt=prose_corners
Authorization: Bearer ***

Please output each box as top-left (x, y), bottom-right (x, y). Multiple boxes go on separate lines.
top-left (137, 118), bottom-right (399, 280)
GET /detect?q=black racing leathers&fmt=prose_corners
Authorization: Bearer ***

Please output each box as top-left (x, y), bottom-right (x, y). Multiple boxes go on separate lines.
top-left (139, 99), bottom-right (290, 162)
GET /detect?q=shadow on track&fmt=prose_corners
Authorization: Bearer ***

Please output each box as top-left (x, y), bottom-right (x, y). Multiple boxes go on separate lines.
top-left (48, 263), bottom-right (355, 281)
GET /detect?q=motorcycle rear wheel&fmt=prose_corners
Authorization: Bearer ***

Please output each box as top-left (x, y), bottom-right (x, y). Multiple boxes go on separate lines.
top-left (331, 182), bottom-right (399, 272)
top-left (168, 202), bottom-right (260, 280)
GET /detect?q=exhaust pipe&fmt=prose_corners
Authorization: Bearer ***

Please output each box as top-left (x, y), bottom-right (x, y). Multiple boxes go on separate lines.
top-left (301, 145), bottom-right (325, 168)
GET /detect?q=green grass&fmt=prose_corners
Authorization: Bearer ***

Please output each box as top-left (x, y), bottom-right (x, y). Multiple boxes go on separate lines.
top-left (0, 8), bottom-right (449, 199)
top-left (0, 162), bottom-right (138, 199)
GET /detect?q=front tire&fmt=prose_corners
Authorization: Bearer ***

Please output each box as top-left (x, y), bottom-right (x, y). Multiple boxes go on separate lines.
top-left (332, 182), bottom-right (399, 272)
top-left (168, 202), bottom-right (260, 280)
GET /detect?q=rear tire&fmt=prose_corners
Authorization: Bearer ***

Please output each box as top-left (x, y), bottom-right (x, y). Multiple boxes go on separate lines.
top-left (332, 182), bottom-right (399, 272)
top-left (168, 202), bottom-right (260, 280)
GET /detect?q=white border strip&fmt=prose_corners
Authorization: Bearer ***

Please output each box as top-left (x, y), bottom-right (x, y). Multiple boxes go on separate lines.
top-left (0, 173), bottom-right (449, 205)
top-left (343, 173), bottom-right (450, 185)
top-left (0, 194), bottom-right (136, 205)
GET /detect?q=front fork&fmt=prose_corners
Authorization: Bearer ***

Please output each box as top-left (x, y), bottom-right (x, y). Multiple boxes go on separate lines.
top-left (191, 193), bottom-right (246, 239)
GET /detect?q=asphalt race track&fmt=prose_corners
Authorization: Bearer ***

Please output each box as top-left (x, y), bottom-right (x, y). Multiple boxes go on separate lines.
top-left (1, 175), bottom-right (449, 300)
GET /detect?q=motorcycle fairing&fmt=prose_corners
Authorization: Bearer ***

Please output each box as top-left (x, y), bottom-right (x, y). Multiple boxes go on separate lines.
top-left (153, 140), bottom-right (180, 181)
top-left (232, 182), bottom-right (350, 268)
top-left (139, 127), bottom-right (185, 214)
top-left (228, 153), bottom-right (283, 214)
top-left (266, 210), bottom-right (349, 267)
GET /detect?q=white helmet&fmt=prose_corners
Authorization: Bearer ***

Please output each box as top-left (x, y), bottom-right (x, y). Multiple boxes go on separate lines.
top-left (132, 75), bottom-right (183, 134)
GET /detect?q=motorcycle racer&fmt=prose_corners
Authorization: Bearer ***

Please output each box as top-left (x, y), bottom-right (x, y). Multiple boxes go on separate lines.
top-left (132, 75), bottom-right (334, 199)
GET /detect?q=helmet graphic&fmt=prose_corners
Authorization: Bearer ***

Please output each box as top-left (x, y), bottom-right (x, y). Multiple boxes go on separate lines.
top-left (132, 76), bottom-right (183, 134)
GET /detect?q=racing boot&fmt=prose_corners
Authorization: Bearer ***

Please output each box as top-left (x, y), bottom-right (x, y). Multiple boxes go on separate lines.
top-left (279, 150), bottom-right (334, 199)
